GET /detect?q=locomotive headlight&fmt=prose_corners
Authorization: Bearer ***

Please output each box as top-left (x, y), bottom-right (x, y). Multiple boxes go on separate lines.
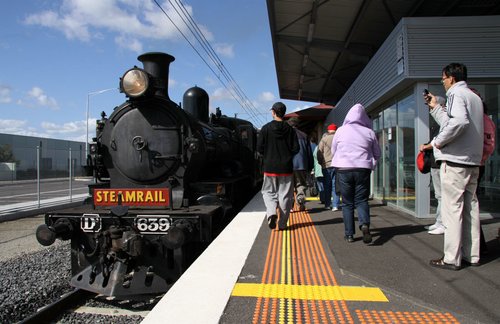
top-left (120, 68), bottom-right (149, 97)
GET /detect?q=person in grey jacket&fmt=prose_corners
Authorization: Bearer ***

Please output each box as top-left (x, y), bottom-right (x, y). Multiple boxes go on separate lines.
top-left (318, 124), bottom-right (342, 211)
top-left (425, 63), bottom-right (484, 270)
top-left (418, 96), bottom-right (446, 235)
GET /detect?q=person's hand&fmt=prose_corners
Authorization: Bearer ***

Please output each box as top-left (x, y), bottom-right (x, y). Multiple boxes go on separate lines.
top-left (424, 92), bottom-right (438, 109)
top-left (419, 143), bottom-right (432, 151)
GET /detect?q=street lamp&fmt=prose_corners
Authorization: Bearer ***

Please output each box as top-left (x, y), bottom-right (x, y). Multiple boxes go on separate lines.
top-left (85, 88), bottom-right (117, 160)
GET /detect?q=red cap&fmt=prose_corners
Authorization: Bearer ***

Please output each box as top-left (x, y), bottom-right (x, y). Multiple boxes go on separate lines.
top-left (327, 124), bottom-right (337, 131)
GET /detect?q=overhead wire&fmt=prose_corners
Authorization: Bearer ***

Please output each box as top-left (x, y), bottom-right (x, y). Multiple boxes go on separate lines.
top-left (169, 0), bottom-right (265, 125)
top-left (171, 0), bottom-right (264, 122)
top-left (153, 0), bottom-right (266, 126)
top-left (169, 0), bottom-right (265, 124)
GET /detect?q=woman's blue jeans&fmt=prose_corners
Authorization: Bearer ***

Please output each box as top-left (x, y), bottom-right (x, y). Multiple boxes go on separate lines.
top-left (322, 167), bottom-right (341, 208)
top-left (338, 169), bottom-right (371, 236)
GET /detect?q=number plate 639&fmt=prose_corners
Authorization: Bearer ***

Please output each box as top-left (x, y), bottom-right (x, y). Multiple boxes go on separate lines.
top-left (135, 215), bottom-right (171, 234)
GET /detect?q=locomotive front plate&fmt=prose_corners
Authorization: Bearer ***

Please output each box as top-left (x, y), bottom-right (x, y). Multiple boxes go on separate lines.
top-left (135, 215), bottom-right (171, 234)
top-left (93, 188), bottom-right (170, 207)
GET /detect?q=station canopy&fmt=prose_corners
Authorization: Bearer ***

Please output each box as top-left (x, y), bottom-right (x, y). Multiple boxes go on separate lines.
top-left (267, 0), bottom-right (500, 106)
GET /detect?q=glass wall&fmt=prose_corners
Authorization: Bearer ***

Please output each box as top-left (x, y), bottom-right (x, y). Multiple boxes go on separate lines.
top-left (372, 91), bottom-right (416, 214)
top-left (397, 95), bottom-right (416, 210)
top-left (373, 117), bottom-right (384, 199)
top-left (383, 104), bottom-right (397, 204)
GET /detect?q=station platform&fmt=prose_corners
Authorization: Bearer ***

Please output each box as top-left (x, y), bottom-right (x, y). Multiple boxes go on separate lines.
top-left (142, 194), bottom-right (500, 324)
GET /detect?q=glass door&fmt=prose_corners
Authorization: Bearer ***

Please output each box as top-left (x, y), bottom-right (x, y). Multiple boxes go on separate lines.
top-left (372, 115), bottom-right (384, 200)
top-left (396, 94), bottom-right (416, 210)
top-left (383, 104), bottom-right (397, 204)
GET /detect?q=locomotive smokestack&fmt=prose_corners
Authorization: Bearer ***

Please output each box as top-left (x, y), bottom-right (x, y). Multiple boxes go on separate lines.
top-left (137, 52), bottom-right (175, 98)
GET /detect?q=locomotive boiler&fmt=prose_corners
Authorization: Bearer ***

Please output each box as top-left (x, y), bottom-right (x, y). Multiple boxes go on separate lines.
top-left (35, 52), bottom-right (261, 298)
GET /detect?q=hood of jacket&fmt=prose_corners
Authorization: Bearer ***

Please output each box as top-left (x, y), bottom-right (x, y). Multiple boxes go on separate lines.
top-left (343, 103), bottom-right (372, 129)
top-left (267, 120), bottom-right (294, 138)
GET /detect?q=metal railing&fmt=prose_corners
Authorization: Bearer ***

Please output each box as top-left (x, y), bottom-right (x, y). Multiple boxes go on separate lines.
top-left (0, 147), bottom-right (90, 219)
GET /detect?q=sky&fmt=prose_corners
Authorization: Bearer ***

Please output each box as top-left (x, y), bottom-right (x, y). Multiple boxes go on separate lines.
top-left (0, 0), bottom-right (316, 143)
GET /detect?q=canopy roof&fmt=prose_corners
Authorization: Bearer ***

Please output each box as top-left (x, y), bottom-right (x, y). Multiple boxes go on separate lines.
top-left (267, 0), bottom-right (500, 106)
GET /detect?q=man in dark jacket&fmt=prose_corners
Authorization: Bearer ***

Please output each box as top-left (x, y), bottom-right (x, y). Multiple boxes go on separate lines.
top-left (288, 117), bottom-right (313, 211)
top-left (257, 102), bottom-right (299, 230)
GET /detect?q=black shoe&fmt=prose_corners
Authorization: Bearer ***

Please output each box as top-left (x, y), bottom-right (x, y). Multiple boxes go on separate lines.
top-left (344, 235), bottom-right (354, 243)
top-left (429, 257), bottom-right (461, 271)
top-left (361, 224), bottom-right (372, 244)
top-left (462, 259), bottom-right (480, 267)
top-left (267, 215), bottom-right (277, 229)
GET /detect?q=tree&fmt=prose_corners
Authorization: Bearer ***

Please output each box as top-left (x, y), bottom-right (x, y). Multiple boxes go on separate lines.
top-left (0, 144), bottom-right (15, 162)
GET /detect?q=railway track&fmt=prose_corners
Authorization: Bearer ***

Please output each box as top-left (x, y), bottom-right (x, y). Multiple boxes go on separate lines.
top-left (19, 288), bottom-right (156, 323)
top-left (20, 289), bottom-right (96, 324)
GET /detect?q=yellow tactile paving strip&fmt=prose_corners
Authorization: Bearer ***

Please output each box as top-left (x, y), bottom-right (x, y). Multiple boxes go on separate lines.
top-left (230, 204), bottom-right (461, 323)
top-left (232, 283), bottom-right (388, 302)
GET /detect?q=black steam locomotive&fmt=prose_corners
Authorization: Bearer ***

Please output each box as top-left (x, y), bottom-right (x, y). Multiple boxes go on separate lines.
top-left (36, 52), bottom-right (261, 298)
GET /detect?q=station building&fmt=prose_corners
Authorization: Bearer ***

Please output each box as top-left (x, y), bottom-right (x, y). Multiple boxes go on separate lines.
top-left (329, 16), bottom-right (499, 217)
top-left (0, 133), bottom-right (86, 180)
top-left (268, 1), bottom-right (499, 218)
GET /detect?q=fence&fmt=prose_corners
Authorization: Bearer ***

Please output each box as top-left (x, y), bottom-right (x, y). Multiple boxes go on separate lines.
top-left (0, 146), bottom-right (90, 219)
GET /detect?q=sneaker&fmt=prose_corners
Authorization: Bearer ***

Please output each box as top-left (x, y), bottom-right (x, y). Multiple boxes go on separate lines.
top-left (344, 235), bottom-right (354, 243)
top-left (427, 223), bottom-right (439, 231)
top-left (361, 224), bottom-right (372, 244)
top-left (332, 207), bottom-right (339, 211)
top-left (428, 226), bottom-right (445, 235)
top-left (267, 215), bottom-right (277, 229)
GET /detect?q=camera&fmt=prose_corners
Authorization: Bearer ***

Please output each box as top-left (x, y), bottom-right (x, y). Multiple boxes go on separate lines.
top-left (423, 89), bottom-right (429, 96)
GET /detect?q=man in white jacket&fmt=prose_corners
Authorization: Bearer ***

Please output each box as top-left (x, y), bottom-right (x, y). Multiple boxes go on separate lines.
top-left (425, 63), bottom-right (484, 270)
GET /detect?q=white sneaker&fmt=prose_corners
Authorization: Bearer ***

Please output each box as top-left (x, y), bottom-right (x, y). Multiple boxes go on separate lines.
top-left (332, 207), bottom-right (339, 211)
top-left (428, 223), bottom-right (438, 231)
top-left (428, 226), bottom-right (445, 235)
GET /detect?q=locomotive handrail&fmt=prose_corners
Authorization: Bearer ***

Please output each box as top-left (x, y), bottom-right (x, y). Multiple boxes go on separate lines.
top-left (153, 154), bottom-right (181, 160)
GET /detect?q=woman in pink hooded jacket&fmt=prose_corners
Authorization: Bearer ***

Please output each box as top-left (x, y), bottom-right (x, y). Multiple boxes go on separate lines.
top-left (331, 103), bottom-right (381, 243)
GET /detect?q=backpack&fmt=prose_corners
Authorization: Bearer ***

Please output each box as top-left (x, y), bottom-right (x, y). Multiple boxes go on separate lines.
top-left (482, 114), bottom-right (496, 164)
top-left (416, 150), bottom-right (431, 174)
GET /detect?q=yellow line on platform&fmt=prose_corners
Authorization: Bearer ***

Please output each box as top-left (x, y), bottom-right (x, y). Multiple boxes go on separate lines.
top-left (232, 283), bottom-right (388, 302)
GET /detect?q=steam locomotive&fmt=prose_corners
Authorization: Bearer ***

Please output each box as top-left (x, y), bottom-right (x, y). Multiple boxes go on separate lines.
top-left (35, 52), bottom-right (262, 298)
